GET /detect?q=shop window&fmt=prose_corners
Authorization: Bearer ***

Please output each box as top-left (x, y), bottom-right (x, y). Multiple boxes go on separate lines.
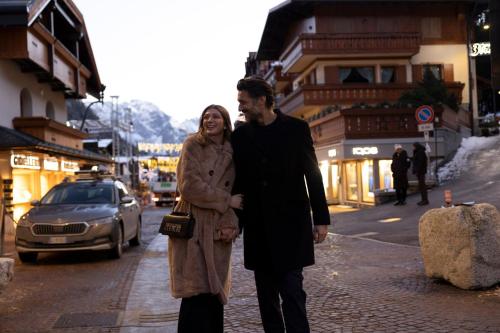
top-left (423, 65), bottom-right (442, 80)
top-left (330, 164), bottom-right (339, 200)
top-left (45, 102), bottom-right (55, 120)
top-left (378, 160), bottom-right (393, 190)
top-left (345, 162), bottom-right (358, 201)
top-left (340, 67), bottom-right (374, 83)
top-left (361, 160), bottom-right (374, 203)
top-left (319, 161), bottom-right (330, 195)
top-left (381, 67), bottom-right (395, 83)
top-left (20, 88), bottom-right (33, 117)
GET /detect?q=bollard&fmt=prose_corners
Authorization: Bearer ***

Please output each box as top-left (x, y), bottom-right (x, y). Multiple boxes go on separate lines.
top-left (444, 190), bottom-right (452, 207)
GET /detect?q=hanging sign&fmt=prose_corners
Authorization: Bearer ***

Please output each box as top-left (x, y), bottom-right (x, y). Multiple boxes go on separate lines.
top-left (470, 42), bottom-right (491, 57)
top-left (11, 154), bottom-right (40, 170)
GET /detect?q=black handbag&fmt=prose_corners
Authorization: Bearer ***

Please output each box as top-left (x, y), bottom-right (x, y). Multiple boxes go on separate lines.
top-left (159, 193), bottom-right (195, 238)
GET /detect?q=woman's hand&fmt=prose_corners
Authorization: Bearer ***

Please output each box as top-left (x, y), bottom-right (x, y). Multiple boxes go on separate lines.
top-left (220, 228), bottom-right (238, 243)
top-left (229, 194), bottom-right (244, 209)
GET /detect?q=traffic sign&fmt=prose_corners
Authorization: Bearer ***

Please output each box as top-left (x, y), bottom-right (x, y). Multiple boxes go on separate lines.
top-left (418, 123), bottom-right (434, 132)
top-left (415, 105), bottom-right (435, 124)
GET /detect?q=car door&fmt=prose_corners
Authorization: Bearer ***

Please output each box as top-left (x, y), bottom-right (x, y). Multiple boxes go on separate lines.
top-left (115, 181), bottom-right (135, 240)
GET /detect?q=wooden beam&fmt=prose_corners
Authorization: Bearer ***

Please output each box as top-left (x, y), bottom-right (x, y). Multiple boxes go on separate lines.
top-left (54, 0), bottom-right (78, 30)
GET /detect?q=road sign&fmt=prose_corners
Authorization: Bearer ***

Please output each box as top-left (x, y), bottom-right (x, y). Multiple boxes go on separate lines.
top-left (418, 123), bottom-right (434, 132)
top-left (415, 105), bottom-right (435, 124)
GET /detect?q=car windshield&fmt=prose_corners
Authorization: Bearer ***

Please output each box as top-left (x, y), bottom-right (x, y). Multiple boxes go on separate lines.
top-left (41, 183), bottom-right (115, 205)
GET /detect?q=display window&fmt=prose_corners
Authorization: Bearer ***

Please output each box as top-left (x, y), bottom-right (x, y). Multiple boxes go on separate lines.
top-left (345, 161), bottom-right (358, 201)
top-left (378, 160), bottom-right (394, 190)
top-left (361, 160), bottom-right (374, 203)
top-left (12, 168), bottom-right (40, 221)
top-left (330, 163), bottom-right (339, 200)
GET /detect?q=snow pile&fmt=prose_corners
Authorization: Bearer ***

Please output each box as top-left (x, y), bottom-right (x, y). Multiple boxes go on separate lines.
top-left (438, 136), bottom-right (500, 183)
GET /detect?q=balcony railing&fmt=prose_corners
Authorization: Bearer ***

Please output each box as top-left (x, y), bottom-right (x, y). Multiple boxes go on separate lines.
top-left (280, 32), bottom-right (421, 72)
top-left (279, 82), bottom-right (464, 116)
top-left (309, 108), bottom-right (443, 145)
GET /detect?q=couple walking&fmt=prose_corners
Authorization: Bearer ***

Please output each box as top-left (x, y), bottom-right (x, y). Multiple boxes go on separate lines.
top-left (168, 76), bottom-right (331, 333)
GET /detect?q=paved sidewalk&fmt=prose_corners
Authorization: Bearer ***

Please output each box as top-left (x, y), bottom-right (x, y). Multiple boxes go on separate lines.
top-left (119, 232), bottom-right (500, 333)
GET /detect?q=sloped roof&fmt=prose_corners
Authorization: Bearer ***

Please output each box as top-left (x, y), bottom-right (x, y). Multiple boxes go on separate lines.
top-left (0, 0), bottom-right (104, 98)
top-left (0, 125), bottom-right (112, 163)
top-left (256, 0), bottom-right (481, 60)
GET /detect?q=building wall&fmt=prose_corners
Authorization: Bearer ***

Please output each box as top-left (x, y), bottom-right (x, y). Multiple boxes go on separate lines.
top-left (411, 44), bottom-right (469, 104)
top-left (0, 60), bottom-right (67, 128)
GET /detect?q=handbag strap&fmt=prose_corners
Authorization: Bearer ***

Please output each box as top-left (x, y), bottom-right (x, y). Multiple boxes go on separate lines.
top-left (173, 186), bottom-right (192, 214)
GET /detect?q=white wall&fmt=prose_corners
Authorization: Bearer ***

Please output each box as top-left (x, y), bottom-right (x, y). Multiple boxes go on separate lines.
top-left (411, 44), bottom-right (470, 104)
top-left (0, 60), bottom-right (67, 128)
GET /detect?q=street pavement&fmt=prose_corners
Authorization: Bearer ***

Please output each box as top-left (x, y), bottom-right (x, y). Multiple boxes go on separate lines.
top-left (119, 227), bottom-right (500, 332)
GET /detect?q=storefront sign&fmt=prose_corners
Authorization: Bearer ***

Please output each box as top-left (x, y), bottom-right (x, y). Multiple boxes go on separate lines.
top-left (138, 142), bottom-right (183, 154)
top-left (11, 154), bottom-right (40, 170)
top-left (352, 147), bottom-right (379, 156)
top-left (61, 160), bottom-right (79, 172)
top-left (470, 42), bottom-right (491, 57)
top-left (328, 149), bottom-right (337, 158)
top-left (43, 158), bottom-right (59, 171)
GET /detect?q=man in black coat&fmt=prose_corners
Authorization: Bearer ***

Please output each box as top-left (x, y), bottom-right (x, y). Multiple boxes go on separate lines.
top-left (412, 142), bottom-right (429, 205)
top-left (232, 77), bottom-right (331, 333)
top-left (391, 144), bottom-right (411, 205)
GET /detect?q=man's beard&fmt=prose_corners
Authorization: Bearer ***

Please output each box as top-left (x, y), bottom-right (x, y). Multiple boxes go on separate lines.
top-left (244, 109), bottom-right (262, 125)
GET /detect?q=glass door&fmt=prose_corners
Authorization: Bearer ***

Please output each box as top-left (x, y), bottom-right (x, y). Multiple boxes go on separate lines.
top-left (345, 161), bottom-right (358, 201)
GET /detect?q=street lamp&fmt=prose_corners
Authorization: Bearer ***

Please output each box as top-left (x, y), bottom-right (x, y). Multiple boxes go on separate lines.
top-left (79, 88), bottom-right (104, 131)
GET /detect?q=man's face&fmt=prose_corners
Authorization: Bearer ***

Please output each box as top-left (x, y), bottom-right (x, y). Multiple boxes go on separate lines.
top-left (238, 90), bottom-right (263, 124)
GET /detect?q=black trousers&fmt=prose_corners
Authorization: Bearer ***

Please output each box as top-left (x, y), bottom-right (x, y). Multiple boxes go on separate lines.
top-left (178, 293), bottom-right (223, 333)
top-left (395, 187), bottom-right (407, 203)
top-left (417, 174), bottom-right (428, 202)
top-left (254, 269), bottom-right (310, 333)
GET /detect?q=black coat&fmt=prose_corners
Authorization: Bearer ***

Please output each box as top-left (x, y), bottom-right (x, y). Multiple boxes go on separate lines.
top-left (231, 110), bottom-right (330, 273)
top-left (412, 143), bottom-right (427, 175)
top-left (391, 150), bottom-right (410, 189)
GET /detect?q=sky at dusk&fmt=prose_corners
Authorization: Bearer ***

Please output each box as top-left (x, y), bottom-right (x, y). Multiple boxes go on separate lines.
top-left (73, 0), bottom-right (284, 123)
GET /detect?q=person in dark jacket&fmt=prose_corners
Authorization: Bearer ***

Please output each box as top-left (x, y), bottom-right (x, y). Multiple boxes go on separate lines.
top-left (412, 142), bottom-right (429, 205)
top-left (232, 76), bottom-right (331, 333)
top-left (391, 144), bottom-right (411, 205)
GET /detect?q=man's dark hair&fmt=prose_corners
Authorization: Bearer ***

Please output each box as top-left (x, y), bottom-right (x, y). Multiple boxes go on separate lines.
top-left (237, 76), bottom-right (274, 109)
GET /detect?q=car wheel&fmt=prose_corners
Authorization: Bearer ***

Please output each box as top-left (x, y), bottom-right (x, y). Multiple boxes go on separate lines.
top-left (129, 220), bottom-right (142, 247)
top-left (18, 252), bottom-right (38, 263)
top-left (109, 224), bottom-right (123, 259)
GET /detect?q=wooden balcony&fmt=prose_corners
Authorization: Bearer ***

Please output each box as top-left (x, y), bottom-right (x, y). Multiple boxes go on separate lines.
top-left (309, 107), bottom-right (444, 146)
top-left (279, 82), bottom-right (464, 116)
top-left (0, 24), bottom-right (92, 98)
top-left (13, 117), bottom-right (87, 151)
top-left (280, 32), bottom-right (421, 72)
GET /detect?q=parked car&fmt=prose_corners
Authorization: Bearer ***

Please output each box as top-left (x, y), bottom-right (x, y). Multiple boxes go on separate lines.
top-left (15, 175), bottom-right (142, 263)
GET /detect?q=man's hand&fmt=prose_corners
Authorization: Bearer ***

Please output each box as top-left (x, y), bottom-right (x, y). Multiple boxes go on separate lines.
top-left (313, 225), bottom-right (328, 243)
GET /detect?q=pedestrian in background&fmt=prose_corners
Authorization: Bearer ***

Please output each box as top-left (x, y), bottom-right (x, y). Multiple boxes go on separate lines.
top-left (168, 104), bottom-right (243, 333)
top-left (412, 142), bottom-right (429, 206)
top-left (391, 144), bottom-right (410, 205)
top-left (232, 76), bottom-right (331, 333)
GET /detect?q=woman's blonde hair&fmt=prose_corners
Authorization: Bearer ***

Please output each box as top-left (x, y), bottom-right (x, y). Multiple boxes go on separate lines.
top-left (197, 104), bottom-right (232, 144)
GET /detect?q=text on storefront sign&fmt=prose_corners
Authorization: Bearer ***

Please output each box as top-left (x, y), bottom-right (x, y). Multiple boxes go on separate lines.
top-left (352, 147), bottom-right (379, 156)
top-left (11, 154), bottom-right (40, 170)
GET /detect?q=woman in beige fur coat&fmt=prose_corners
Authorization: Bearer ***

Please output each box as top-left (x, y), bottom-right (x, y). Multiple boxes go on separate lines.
top-left (169, 104), bottom-right (242, 333)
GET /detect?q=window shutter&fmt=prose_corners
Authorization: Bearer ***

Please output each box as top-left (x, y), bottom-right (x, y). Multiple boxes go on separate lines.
top-left (412, 65), bottom-right (423, 82)
top-left (395, 65), bottom-right (407, 83)
top-left (324, 66), bottom-right (339, 83)
top-left (443, 64), bottom-right (454, 82)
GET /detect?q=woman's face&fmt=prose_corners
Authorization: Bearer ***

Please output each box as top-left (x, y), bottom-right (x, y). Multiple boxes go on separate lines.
top-left (202, 108), bottom-right (225, 137)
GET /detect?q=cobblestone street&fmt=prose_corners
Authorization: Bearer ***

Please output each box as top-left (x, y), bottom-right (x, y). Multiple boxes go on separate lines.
top-left (222, 234), bottom-right (500, 333)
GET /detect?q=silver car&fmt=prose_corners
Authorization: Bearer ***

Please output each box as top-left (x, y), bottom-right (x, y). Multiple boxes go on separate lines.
top-left (15, 178), bottom-right (142, 263)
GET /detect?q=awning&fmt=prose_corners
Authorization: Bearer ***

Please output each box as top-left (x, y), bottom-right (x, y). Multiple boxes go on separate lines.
top-left (0, 125), bottom-right (112, 163)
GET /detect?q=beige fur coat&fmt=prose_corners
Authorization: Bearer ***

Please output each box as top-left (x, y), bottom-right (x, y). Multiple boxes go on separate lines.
top-left (168, 133), bottom-right (238, 304)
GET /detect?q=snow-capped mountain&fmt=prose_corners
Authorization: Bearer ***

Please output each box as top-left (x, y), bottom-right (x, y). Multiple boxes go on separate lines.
top-left (71, 100), bottom-right (198, 144)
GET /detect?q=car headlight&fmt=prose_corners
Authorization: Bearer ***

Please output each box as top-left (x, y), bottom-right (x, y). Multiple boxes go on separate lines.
top-left (88, 217), bottom-right (114, 226)
top-left (18, 214), bottom-right (32, 227)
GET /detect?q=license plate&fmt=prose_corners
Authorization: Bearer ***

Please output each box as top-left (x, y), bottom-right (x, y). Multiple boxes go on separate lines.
top-left (48, 236), bottom-right (67, 244)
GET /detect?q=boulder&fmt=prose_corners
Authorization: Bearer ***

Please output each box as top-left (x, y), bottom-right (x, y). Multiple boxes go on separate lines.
top-left (419, 203), bottom-right (500, 289)
top-left (0, 258), bottom-right (14, 291)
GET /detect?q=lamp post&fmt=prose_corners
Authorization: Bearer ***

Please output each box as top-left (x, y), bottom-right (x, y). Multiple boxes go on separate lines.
top-left (111, 96), bottom-right (120, 177)
top-left (79, 89), bottom-right (104, 131)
